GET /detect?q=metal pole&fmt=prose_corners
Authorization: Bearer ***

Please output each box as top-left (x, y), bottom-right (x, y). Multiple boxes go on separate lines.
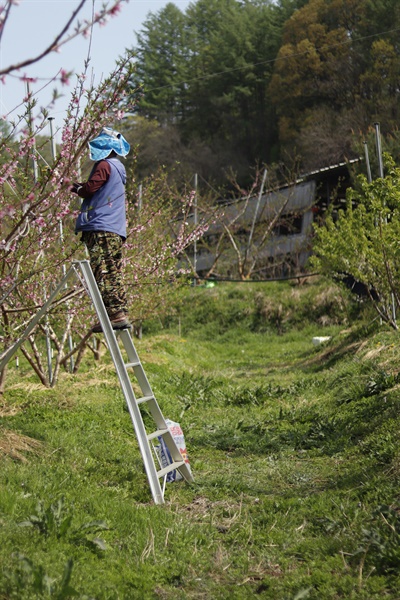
top-left (363, 141), bottom-right (372, 183)
top-left (374, 123), bottom-right (396, 324)
top-left (136, 184), bottom-right (143, 339)
top-left (193, 174), bottom-right (198, 282)
top-left (374, 122), bottom-right (384, 179)
top-left (138, 183), bottom-right (143, 211)
top-left (247, 168), bottom-right (268, 256)
top-left (26, 82), bottom-right (39, 184)
top-left (48, 117), bottom-right (57, 161)
top-left (48, 118), bottom-right (65, 254)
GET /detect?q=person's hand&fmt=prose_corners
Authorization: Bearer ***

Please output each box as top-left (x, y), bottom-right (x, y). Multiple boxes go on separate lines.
top-left (70, 183), bottom-right (82, 194)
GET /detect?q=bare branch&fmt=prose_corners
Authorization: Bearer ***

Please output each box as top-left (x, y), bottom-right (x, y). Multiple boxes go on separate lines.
top-left (0, 1), bottom-right (126, 77)
top-left (0, 0), bottom-right (87, 76)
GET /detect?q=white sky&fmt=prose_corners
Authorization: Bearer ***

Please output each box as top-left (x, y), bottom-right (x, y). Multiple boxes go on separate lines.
top-left (0, 0), bottom-right (192, 135)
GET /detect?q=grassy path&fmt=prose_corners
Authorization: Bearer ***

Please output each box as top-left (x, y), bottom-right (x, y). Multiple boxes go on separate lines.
top-left (1, 281), bottom-right (400, 598)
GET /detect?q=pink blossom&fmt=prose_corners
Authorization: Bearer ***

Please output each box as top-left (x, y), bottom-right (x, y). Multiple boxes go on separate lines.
top-left (110, 3), bottom-right (122, 17)
top-left (60, 69), bottom-right (70, 86)
top-left (0, 51), bottom-right (201, 384)
top-left (33, 217), bottom-right (46, 228)
top-left (20, 75), bottom-right (37, 83)
top-left (98, 15), bottom-right (109, 27)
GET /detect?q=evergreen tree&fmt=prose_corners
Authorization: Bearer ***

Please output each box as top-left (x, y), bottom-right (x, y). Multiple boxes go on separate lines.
top-left (184, 0), bottom-right (283, 163)
top-left (130, 3), bottom-right (189, 123)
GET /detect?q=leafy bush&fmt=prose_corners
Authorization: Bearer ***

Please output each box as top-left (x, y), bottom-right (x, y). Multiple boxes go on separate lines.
top-left (311, 154), bottom-right (400, 330)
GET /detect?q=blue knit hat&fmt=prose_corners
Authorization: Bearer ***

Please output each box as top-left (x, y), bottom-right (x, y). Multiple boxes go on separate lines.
top-left (88, 127), bottom-right (130, 161)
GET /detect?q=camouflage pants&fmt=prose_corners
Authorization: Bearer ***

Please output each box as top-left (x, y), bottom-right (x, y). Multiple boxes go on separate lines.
top-left (82, 231), bottom-right (127, 315)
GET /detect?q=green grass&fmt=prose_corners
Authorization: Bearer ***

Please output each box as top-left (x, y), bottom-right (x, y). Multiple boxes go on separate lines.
top-left (1, 279), bottom-right (400, 598)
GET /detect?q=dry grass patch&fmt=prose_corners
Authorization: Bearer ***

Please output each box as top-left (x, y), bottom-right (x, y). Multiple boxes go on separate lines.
top-left (301, 339), bottom-right (362, 367)
top-left (181, 496), bottom-right (246, 530)
top-left (0, 428), bottom-right (43, 462)
top-left (0, 403), bottom-right (20, 418)
top-left (7, 382), bottom-right (51, 394)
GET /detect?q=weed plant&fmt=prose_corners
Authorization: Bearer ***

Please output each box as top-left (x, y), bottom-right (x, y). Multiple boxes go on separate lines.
top-left (0, 279), bottom-right (399, 598)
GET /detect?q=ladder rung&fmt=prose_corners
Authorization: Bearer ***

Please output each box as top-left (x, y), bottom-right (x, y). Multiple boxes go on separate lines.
top-left (147, 428), bottom-right (168, 441)
top-left (125, 360), bottom-right (141, 368)
top-left (137, 395), bottom-right (155, 405)
top-left (157, 460), bottom-right (185, 479)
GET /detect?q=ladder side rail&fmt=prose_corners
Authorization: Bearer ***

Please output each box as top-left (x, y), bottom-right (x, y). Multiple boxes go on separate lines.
top-left (115, 365), bottom-right (166, 504)
top-left (0, 266), bottom-right (78, 371)
top-left (75, 261), bottom-right (165, 505)
top-left (119, 330), bottom-right (166, 429)
top-left (144, 398), bottom-right (169, 431)
top-left (119, 330), bottom-right (153, 396)
top-left (119, 329), bottom-right (194, 482)
top-left (160, 430), bottom-right (194, 482)
top-left (175, 462), bottom-right (194, 482)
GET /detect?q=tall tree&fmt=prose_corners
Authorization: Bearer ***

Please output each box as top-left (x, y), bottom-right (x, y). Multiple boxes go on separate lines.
top-left (185, 0), bottom-right (283, 163)
top-left (269, 0), bottom-right (400, 170)
top-left (357, 0), bottom-right (400, 136)
top-left (131, 3), bottom-right (189, 124)
top-left (269, 0), bottom-right (366, 167)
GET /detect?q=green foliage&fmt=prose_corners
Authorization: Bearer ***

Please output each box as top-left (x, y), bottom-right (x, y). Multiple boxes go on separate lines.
top-left (311, 154), bottom-right (400, 329)
top-left (2, 556), bottom-right (81, 600)
top-left (132, 3), bottom-right (189, 121)
top-left (146, 277), bottom-right (357, 338)
top-left (269, 0), bottom-right (400, 169)
top-left (352, 504), bottom-right (400, 576)
top-left (18, 496), bottom-right (109, 551)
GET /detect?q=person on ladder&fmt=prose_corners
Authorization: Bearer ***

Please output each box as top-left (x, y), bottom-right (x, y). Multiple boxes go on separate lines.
top-left (71, 127), bottom-right (132, 333)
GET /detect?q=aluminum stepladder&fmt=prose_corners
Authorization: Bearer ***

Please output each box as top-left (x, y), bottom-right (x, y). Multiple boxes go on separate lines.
top-left (0, 260), bottom-right (193, 505)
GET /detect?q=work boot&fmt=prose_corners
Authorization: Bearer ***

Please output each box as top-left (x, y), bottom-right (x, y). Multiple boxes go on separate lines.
top-left (91, 311), bottom-right (132, 333)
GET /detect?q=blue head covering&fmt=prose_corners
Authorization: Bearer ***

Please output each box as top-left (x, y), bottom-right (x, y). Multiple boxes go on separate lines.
top-left (88, 126), bottom-right (130, 161)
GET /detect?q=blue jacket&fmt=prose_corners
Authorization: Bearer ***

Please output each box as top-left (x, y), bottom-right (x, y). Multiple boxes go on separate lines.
top-left (75, 158), bottom-right (127, 239)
